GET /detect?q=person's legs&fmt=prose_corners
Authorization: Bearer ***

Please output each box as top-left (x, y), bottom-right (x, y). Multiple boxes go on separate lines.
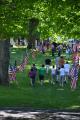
top-left (39, 75), bottom-right (44, 86)
top-left (60, 76), bottom-right (62, 86)
top-left (62, 76), bottom-right (65, 87)
top-left (30, 78), bottom-right (33, 86)
top-left (32, 77), bottom-right (35, 86)
top-left (60, 76), bottom-right (64, 87)
top-left (41, 80), bottom-right (44, 86)
top-left (46, 65), bottom-right (49, 73)
top-left (64, 72), bottom-right (68, 83)
top-left (51, 74), bottom-right (55, 84)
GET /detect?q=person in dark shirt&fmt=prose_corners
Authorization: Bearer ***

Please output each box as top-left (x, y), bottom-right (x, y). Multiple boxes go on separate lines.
top-left (39, 64), bottom-right (46, 86)
top-left (45, 58), bottom-right (51, 73)
top-left (29, 68), bottom-right (37, 87)
top-left (51, 44), bottom-right (55, 56)
top-left (31, 64), bottom-right (37, 72)
top-left (45, 58), bottom-right (51, 65)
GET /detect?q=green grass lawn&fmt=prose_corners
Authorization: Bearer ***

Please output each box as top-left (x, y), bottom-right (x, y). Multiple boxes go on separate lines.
top-left (0, 47), bottom-right (80, 109)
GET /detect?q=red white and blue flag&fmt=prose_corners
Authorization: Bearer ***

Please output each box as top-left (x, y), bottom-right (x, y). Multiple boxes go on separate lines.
top-left (8, 55), bottom-right (28, 81)
top-left (8, 66), bottom-right (16, 81)
top-left (23, 56), bottom-right (28, 66)
top-left (70, 65), bottom-right (78, 81)
top-left (18, 63), bottom-right (25, 72)
top-left (70, 65), bottom-right (79, 89)
top-left (72, 53), bottom-right (79, 64)
top-left (18, 56), bottom-right (28, 72)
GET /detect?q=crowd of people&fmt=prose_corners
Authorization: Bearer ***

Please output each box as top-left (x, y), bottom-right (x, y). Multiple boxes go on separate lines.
top-left (29, 41), bottom-right (80, 90)
top-left (29, 61), bottom-right (79, 90)
top-left (9, 39), bottom-right (80, 91)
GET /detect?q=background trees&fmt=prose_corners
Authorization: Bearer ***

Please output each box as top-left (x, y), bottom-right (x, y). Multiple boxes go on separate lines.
top-left (0, 0), bottom-right (79, 85)
top-left (0, 0), bottom-right (80, 39)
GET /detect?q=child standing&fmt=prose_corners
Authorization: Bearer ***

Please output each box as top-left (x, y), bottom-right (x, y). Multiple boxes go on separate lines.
top-left (56, 67), bottom-right (60, 83)
top-left (64, 61), bottom-right (70, 83)
top-left (39, 64), bottom-right (46, 86)
top-left (51, 65), bottom-right (56, 84)
top-left (59, 65), bottom-right (65, 87)
top-left (55, 55), bottom-right (60, 69)
top-left (45, 58), bottom-right (51, 74)
top-left (29, 68), bottom-right (37, 87)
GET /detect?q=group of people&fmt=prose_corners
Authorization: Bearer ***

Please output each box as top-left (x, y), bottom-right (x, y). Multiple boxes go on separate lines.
top-left (28, 41), bottom-right (80, 90)
top-left (28, 57), bottom-right (79, 90)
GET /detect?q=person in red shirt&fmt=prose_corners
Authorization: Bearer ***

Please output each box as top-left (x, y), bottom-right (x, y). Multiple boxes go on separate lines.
top-left (59, 56), bottom-right (65, 68)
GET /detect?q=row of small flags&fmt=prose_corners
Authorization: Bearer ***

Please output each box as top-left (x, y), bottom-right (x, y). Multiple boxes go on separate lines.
top-left (8, 56), bottom-right (28, 81)
top-left (17, 56), bottom-right (28, 72)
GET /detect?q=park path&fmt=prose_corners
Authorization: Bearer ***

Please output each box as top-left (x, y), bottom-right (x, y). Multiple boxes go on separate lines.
top-left (0, 108), bottom-right (80, 120)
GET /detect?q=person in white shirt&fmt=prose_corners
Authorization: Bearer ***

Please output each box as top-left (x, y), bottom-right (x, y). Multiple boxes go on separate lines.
top-left (55, 55), bottom-right (60, 69)
top-left (65, 47), bottom-right (70, 59)
top-left (60, 65), bottom-right (65, 87)
top-left (64, 61), bottom-right (70, 82)
top-left (51, 65), bottom-right (56, 84)
top-left (56, 67), bottom-right (60, 82)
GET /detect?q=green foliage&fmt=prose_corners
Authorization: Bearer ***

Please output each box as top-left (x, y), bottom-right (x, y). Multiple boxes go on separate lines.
top-left (0, 0), bottom-right (80, 39)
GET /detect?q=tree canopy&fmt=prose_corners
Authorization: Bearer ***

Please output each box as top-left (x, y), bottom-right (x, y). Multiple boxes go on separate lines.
top-left (0, 0), bottom-right (80, 40)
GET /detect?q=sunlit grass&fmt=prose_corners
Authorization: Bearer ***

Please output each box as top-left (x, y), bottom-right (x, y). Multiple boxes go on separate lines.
top-left (0, 48), bottom-right (80, 109)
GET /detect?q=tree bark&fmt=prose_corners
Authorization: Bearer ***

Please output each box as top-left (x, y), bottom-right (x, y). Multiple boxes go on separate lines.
top-left (27, 18), bottom-right (39, 49)
top-left (0, 39), bottom-right (10, 85)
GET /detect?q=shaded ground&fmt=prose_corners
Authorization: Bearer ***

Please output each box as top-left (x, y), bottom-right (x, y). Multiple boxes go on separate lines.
top-left (0, 108), bottom-right (80, 120)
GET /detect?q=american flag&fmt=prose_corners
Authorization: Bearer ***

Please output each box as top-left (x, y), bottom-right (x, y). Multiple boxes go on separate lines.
top-left (17, 56), bottom-right (28, 72)
top-left (70, 65), bottom-right (79, 89)
top-left (18, 62), bottom-right (25, 72)
top-left (70, 65), bottom-right (78, 81)
top-left (77, 44), bottom-right (80, 51)
top-left (23, 56), bottom-right (28, 66)
top-left (75, 55), bottom-right (79, 64)
top-left (72, 53), bottom-right (79, 64)
top-left (73, 44), bottom-right (77, 53)
top-left (8, 66), bottom-right (16, 81)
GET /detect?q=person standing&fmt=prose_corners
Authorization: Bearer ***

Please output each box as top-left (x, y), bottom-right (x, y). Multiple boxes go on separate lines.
top-left (59, 65), bottom-right (65, 87)
top-left (39, 64), bottom-right (46, 86)
top-left (45, 58), bottom-right (51, 73)
top-left (32, 64), bottom-right (37, 72)
top-left (57, 45), bottom-right (62, 56)
top-left (65, 47), bottom-right (70, 59)
top-left (59, 56), bottom-right (65, 68)
top-left (51, 65), bottom-right (56, 84)
top-left (29, 68), bottom-right (37, 87)
top-left (64, 61), bottom-right (70, 83)
top-left (56, 67), bottom-right (60, 83)
top-left (51, 44), bottom-right (55, 56)
top-left (55, 55), bottom-right (60, 69)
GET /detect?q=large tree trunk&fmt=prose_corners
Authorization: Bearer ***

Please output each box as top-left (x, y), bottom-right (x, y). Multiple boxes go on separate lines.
top-left (0, 39), bottom-right (10, 85)
top-left (27, 18), bottom-right (39, 49)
